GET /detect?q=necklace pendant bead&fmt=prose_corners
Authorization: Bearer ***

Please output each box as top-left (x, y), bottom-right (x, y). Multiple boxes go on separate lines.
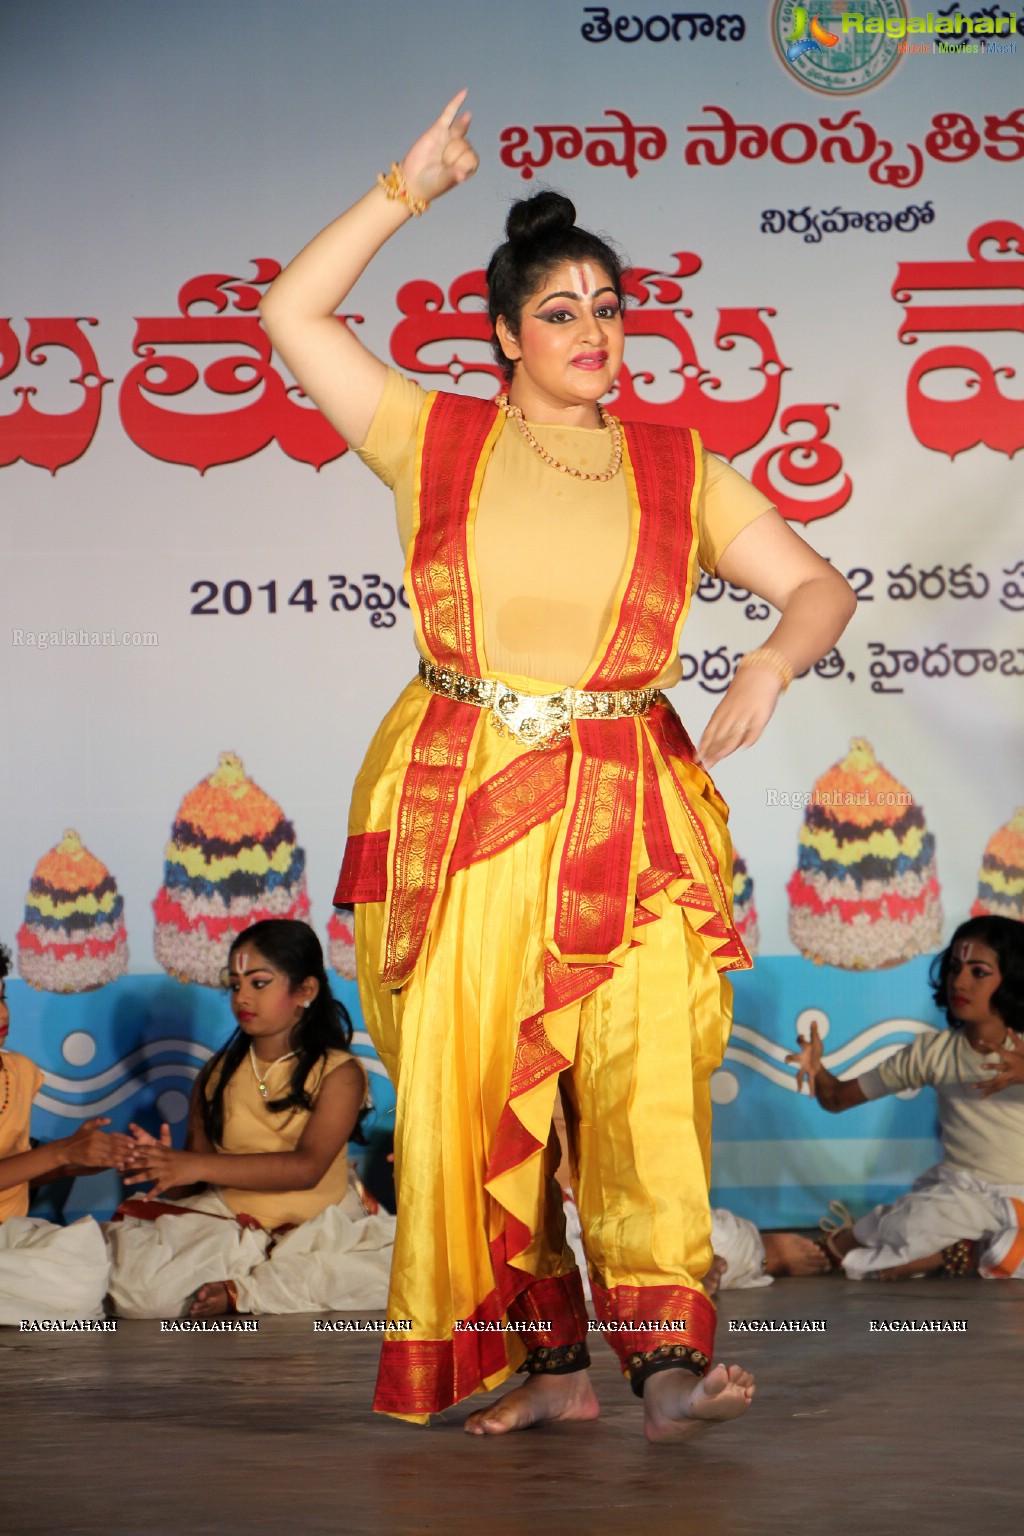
top-left (257, 1082), bottom-right (268, 1099)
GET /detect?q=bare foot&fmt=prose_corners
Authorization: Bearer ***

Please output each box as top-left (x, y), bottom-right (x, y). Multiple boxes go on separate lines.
top-left (702, 1254), bottom-right (728, 1300)
top-left (463, 1370), bottom-right (600, 1435)
top-left (762, 1231), bottom-right (832, 1277)
top-left (643, 1363), bottom-right (755, 1445)
top-left (190, 1281), bottom-right (236, 1318)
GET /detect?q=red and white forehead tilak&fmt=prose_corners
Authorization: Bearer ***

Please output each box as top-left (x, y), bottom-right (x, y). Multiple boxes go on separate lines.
top-left (235, 949), bottom-right (249, 973)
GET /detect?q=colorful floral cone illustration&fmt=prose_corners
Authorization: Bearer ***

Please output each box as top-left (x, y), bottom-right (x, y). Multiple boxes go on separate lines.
top-left (788, 738), bottom-right (942, 969)
top-left (153, 752), bottom-right (311, 986)
top-left (971, 807), bottom-right (1024, 922)
top-left (18, 829), bottom-right (129, 992)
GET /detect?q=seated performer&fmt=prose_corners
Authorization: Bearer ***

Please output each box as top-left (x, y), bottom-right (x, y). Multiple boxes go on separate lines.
top-left (703, 1210), bottom-right (829, 1293)
top-left (0, 941), bottom-right (127, 1324)
top-left (788, 915), bottom-right (1024, 1279)
top-left (109, 921), bottom-right (395, 1318)
top-left (260, 91), bottom-right (854, 1437)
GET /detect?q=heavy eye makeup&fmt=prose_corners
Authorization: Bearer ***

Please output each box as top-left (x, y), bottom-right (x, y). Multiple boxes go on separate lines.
top-left (229, 971), bottom-right (274, 992)
top-left (950, 958), bottom-right (995, 979)
top-left (532, 292), bottom-right (621, 324)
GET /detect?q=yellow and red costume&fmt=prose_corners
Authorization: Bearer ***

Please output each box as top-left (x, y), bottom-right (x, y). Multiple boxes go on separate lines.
top-left (336, 374), bottom-right (763, 1422)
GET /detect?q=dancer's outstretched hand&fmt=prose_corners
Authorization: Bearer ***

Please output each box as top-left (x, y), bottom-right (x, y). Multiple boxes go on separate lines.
top-left (786, 1019), bottom-right (824, 1095)
top-left (977, 1037), bottom-right (1024, 1097)
top-left (400, 90), bottom-right (478, 207)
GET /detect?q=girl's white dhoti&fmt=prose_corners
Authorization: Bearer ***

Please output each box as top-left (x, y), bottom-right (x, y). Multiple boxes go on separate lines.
top-left (0, 1215), bottom-right (109, 1325)
top-left (843, 1164), bottom-right (1024, 1279)
top-left (710, 1206), bottom-right (772, 1288)
top-left (107, 1183), bottom-right (396, 1318)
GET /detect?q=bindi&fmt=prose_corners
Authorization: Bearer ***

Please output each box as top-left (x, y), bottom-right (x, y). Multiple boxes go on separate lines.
top-left (235, 950), bottom-right (249, 973)
top-left (571, 264), bottom-right (594, 297)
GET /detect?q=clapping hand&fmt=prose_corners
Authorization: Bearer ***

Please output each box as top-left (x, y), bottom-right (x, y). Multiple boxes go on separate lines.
top-left (122, 1121), bottom-right (194, 1198)
top-left (61, 1117), bottom-right (134, 1171)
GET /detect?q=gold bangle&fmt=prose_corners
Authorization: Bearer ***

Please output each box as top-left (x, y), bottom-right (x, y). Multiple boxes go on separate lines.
top-left (736, 646), bottom-right (794, 691)
top-left (376, 162), bottom-right (428, 217)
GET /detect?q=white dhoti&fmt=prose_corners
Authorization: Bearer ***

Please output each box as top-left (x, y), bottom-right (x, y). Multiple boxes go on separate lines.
top-left (843, 1164), bottom-right (1024, 1280)
top-left (0, 1215), bottom-right (110, 1325)
top-left (106, 1183), bottom-right (397, 1318)
top-left (709, 1206), bottom-right (772, 1288)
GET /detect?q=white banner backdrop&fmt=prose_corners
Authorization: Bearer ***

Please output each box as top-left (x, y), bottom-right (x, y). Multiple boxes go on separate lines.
top-left (2, 0), bottom-right (1021, 1222)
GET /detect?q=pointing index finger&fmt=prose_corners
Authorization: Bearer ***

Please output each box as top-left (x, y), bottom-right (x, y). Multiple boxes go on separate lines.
top-left (441, 89), bottom-right (469, 127)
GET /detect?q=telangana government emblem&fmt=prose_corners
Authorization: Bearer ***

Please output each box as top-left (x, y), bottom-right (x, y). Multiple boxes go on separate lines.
top-left (772, 1), bottom-right (907, 93)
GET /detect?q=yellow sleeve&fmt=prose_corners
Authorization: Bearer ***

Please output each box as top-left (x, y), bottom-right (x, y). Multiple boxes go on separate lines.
top-left (697, 450), bottom-right (775, 575)
top-left (354, 369), bottom-right (428, 489)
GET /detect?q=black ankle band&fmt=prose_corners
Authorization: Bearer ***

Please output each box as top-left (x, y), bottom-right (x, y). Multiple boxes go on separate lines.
top-left (627, 1343), bottom-right (709, 1398)
top-left (518, 1341), bottom-right (591, 1376)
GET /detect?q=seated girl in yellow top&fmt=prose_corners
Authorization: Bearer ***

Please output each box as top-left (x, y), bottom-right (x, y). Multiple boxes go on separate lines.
top-left (108, 920), bottom-right (395, 1319)
top-left (0, 940), bottom-right (130, 1324)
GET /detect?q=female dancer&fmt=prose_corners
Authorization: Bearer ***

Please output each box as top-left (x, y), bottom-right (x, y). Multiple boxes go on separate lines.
top-left (109, 920), bottom-right (394, 1317)
top-left (260, 92), bottom-right (856, 1438)
top-left (789, 914), bottom-right (1024, 1280)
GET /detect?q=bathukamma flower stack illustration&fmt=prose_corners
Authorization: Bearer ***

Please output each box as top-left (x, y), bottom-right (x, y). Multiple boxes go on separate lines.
top-left (731, 851), bottom-right (759, 956)
top-left (787, 737), bottom-right (942, 970)
top-left (327, 909), bottom-right (357, 980)
top-left (971, 807), bottom-right (1024, 922)
top-left (152, 751), bottom-right (311, 986)
top-left (17, 829), bottom-right (129, 992)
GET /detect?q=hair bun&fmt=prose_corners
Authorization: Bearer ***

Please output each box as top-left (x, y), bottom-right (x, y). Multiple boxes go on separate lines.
top-left (505, 191), bottom-right (577, 246)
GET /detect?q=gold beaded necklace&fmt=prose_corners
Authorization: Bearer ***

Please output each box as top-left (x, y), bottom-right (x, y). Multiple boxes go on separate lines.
top-left (495, 394), bottom-right (623, 483)
top-left (0, 1060), bottom-right (9, 1120)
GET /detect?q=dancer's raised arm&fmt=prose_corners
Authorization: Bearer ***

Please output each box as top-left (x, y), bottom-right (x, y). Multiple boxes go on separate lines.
top-left (787, 1020), bottom-right (867, 1111)
top-left (260, 91), bottom-right (477, 449)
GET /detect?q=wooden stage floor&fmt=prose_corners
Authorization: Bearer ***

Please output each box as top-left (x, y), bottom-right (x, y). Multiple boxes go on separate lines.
top-left (4, 1275), bottom-right (1020, 1536)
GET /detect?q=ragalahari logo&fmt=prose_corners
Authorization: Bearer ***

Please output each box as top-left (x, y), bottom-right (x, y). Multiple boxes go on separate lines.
top-left (786, 8), bottom-right (840, 63)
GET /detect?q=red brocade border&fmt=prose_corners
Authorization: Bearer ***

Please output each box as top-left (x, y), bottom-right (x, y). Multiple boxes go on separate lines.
top-left (333, 746), bottom-right (572, 905)
top-left (449, 743), bottom-right (572, 875)
top-left (333, 830), bottom-right (389, 905)
top-left (552, 718), bottom-right (639, 962)
top-left (586, 423), bottom-right (696, 691)
top-left (506, 1269), bottom-right (590, 1346)
top-left (410, 393), bottom-right (496, 671)
top-left (590, 1280), bottom-right (717, 1374)
top-left (380, 696), bottom-right (479, 987)
top-left (373, 1265), bottom-right (587, 1417)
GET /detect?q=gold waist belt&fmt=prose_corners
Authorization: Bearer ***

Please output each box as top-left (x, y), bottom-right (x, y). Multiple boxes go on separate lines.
top-left (417, 657), bottom-right (658, 749)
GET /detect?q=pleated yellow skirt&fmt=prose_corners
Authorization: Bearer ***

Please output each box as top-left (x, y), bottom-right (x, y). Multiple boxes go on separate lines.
top-left (350, 682), bottom-right (741, 1421)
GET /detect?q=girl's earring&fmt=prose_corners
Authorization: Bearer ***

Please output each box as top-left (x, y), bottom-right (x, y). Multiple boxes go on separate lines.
top-left (303, 1001), bottom-right (311, 1009)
